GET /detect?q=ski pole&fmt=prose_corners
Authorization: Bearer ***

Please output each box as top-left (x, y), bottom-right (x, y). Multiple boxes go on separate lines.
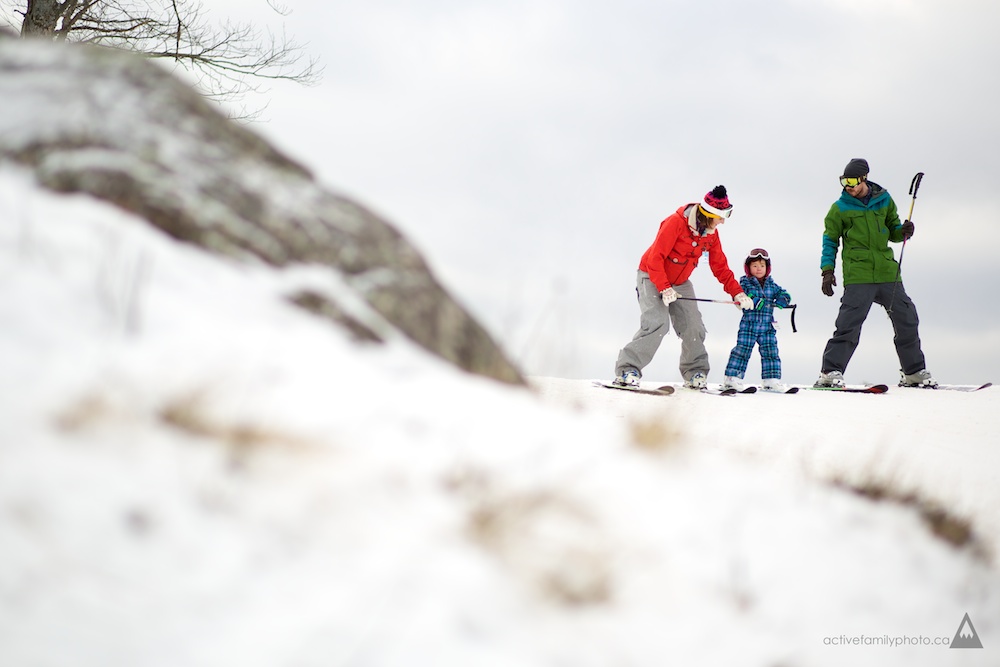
top-left (888, 171), bottom-right (923, 313)
top-left (677, 297), bottom-right (798, 332)
top-left (764, 300), bottom-right (798, 333)
top-left (899, 171), bottom-right (923, 269)
top-left (786, 303), bottom-right (798, 333)
top-left (675, 297), bottom-right (738, 305)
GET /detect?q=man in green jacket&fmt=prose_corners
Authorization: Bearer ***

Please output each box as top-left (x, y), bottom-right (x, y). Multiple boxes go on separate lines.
top-left (814, 158), bottom-right (937, 388)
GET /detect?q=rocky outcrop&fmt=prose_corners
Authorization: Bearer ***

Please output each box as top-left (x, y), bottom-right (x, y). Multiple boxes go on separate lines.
top-left (0, 38), bottom-right (523, 385)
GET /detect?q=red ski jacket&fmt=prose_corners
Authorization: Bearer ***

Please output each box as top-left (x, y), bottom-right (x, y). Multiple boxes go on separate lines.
top-left (638, 204), bottom-right (742, 297)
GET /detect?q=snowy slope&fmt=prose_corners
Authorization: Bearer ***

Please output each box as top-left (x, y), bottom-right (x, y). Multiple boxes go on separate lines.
top-left (536, 376), bottom-right (1000, 564)
top-left (2, 165), bottom-right (999, 666)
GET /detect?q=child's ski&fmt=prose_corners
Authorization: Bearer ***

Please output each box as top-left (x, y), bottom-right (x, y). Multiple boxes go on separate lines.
top-left (684, 385), bottom-right (756, 396)
top-left (811, 384), bottom-right (889, 394)
top-left (592, 380), bottom-right (675, 396)
top-left (683, 386), bottom-right (735, 396)
top-left (759, 386), bottom-right (800, 394)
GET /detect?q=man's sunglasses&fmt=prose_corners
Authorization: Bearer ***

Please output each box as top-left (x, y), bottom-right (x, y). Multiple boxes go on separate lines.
top-left (840, 176), bottom-right (865, 188)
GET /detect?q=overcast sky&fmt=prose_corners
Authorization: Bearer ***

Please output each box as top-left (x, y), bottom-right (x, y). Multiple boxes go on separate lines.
top-left (215, 1), bottom-right (999, 384)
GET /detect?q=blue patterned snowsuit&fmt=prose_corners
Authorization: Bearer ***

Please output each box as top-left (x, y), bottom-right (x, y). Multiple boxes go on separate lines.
top-left (724, 275), bottom-right (792, 380)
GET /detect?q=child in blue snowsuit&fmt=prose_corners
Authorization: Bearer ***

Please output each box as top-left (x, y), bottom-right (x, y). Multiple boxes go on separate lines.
top-left (723, 249), bottom-right (792, 391)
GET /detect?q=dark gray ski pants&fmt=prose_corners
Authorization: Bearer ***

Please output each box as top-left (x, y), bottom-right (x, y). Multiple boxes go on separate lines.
top-left (821, 282), bottom-right (927, 375)
top-left (615, 271), bottom-right (709, 382)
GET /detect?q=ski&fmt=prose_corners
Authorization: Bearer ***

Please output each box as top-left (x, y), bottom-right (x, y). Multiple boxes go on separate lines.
top-left (759, 386), bottom-right (800, 394)
top-left (811, 384), bottom-right (889, 394)
top-left (684, 386), bottom-right (735, 396)
top-left (898, 382), bottom-right (992, 393)
top-left (592, 380), bottom-right (675, 396)
top-left (683, 385), bottom-right (756, 396)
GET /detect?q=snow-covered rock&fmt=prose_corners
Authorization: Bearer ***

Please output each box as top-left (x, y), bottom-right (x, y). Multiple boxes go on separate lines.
top-left (0, 37), bottom-right (521, 384)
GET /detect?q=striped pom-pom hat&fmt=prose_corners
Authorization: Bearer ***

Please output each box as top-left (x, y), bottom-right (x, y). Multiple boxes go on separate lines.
top-left (700, 185), bottom-right (733, 218)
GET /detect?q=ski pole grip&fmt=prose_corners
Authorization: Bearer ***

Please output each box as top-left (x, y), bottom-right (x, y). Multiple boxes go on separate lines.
top-left (909, 172), bottom-right (924, 197)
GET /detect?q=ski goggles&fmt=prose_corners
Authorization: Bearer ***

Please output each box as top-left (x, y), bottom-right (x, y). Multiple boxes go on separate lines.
top-left (840, 176), bottom-right (865, 188)
top-left (746, 249), bottom-right (769, 261)
top-left (698, 203), bottom-right (733, 219)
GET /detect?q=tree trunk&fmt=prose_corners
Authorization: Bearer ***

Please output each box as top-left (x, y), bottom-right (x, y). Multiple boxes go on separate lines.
top-left (20, 0), bottom-right (66, 37)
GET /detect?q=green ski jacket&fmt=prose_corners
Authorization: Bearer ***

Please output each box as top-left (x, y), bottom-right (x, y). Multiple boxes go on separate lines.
top-left (820, 181), bottom-right (907, 285)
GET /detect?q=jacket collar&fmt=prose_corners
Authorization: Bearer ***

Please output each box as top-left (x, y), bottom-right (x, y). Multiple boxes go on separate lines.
top-left (840, 181), bottom-right (887, 208)
top-left (684, 203), bottom-right (717, 236)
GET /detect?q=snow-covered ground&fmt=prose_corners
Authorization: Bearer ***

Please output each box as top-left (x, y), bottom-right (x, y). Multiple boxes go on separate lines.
top-left (2, 164), bottom-right (998, 666)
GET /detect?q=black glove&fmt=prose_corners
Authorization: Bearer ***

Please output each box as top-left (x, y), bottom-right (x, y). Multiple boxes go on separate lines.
top-left (901, 219), bottom-right (914, 240)
top-left (821, 269), bottom-right (836, 297)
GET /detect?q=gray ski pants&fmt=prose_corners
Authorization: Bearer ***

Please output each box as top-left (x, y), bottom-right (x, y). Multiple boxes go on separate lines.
top-left (614, 271), bottom-right (709, 382)
top-left (821, 282), bottom-right (927, 375)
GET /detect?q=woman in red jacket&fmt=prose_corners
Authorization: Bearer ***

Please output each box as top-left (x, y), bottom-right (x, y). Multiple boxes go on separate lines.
top-left (613, 185), bottom-right (753, 390)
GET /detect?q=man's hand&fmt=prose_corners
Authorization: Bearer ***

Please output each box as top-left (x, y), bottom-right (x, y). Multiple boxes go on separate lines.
top-left (735, 293), bottom-right (754, 310)
top-left (821, 269), bottom-right (837, 297)
top-left (661, 287), bottom-right (678, 306)
top-left (901, 219), bottom-right (915, 240)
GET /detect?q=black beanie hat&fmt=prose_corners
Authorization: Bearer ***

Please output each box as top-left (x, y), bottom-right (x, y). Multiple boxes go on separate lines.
top-left (842, 158), bottom-right (869, 179)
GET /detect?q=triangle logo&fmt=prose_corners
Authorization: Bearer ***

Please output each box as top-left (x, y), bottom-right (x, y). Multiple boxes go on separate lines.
top-left (950, 612), bottom-right (983, 649)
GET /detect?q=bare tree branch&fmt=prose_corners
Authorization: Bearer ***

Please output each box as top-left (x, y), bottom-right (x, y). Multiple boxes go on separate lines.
top-left (4, 0), bottom-right (321, 119)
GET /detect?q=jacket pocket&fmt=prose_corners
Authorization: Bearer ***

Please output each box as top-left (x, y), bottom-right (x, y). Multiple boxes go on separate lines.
top-left (845, 246), bottom-right (869, 261)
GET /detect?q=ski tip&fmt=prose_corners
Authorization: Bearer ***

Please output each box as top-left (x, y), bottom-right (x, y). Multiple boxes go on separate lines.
top-left (943, 382), bottom-right (993, 391)
top-left (899, 382), bottom-right (993, 392)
